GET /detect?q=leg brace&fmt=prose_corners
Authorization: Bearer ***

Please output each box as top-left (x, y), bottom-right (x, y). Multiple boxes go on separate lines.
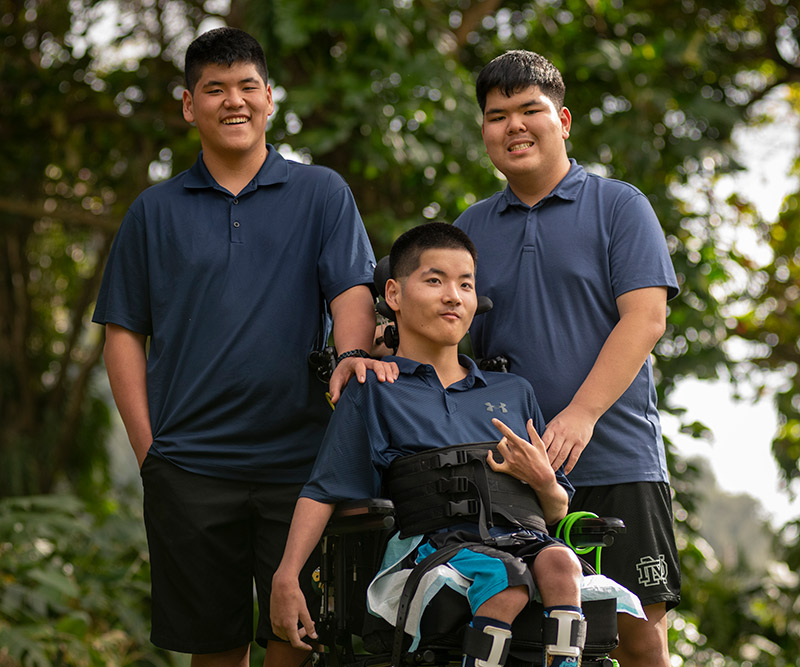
top-left (543, 607), bottom-right (586, 662)
top-left (462, 622), bottom-right (512, 667)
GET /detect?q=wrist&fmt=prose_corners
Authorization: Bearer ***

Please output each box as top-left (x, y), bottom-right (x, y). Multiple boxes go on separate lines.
top-left (273, 565), bottom-right (299, 587)
top-left (336, 348), bottom-right (371, 364)
top-left (565, 399), bottom-right (603, 424)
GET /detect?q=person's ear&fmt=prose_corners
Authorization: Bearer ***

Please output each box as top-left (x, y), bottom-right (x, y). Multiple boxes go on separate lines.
top-left (265, 84), bottom-right (275, 118)
top-left (182, 89), bottom-right (195, 125)
top-left (560, 106), bottom-right (571, 140)
top-left (385, 278), bottom-right (401, 314)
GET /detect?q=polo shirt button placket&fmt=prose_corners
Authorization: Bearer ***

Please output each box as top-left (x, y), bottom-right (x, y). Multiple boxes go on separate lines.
top-left (231, 218), bottom-right (243, 243)
top-left (524, 208), bottom-right (537, 253)
top-left (444, 388), bottom-right (457, 415)
top-left (229, 195), bottom-right (244, 243)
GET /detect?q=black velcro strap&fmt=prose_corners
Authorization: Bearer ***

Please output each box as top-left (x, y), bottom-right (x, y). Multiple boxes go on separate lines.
top-left (542, 616), bottom-right (559, 645)
top-left (437, 476), bottom-right (469, 493)
top-left (574, 617), bottom-right (587, 649)
top-left (462, 624), bottom-right (511, 663)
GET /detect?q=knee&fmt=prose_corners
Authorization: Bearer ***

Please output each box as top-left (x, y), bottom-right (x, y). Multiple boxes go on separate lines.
top-left (536, 546), bottom-right (582, 581)
top-left (190, 645), bottom-right (249, 667)
top-left (614, 605), bottom-right (670, 667)
top-left (612, 638), bottom-right (669, 667)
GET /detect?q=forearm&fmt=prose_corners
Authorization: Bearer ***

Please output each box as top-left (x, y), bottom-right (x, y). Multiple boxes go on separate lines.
top-left (536, 481), bottom-right (570, 526)
top-left (521, 462), bottom-right (569, 525)
top-left (274, 497), bottom-right (335, 582)
top-left (567, 291), bottom-right (666, 422)
top-left (330, 284), bottom-right (376, 353)
top-left (271, 497), bottom-right (335, 648)
top-left (103, 323), bottom-right (152, 464)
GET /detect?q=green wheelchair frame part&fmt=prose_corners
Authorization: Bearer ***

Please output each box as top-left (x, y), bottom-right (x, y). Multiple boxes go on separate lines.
top-left (555, 510), bottom-right (606, 574)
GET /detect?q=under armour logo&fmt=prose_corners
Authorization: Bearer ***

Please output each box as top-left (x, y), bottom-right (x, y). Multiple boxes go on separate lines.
top-left (485, 402), bottom-right (508, 413)
top-left (636, 555), bottom-right (668, 587)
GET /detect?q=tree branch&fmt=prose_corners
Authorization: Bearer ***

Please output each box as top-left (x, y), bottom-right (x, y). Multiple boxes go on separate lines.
top-left (4, 231), bottom-right (35, 433)
top-left (0, 197), bottom-right (120, 232)
top-left (53, 335), bottom-right (106, 488)
top-left (50, 233), bottom-right (113, 412)
top-left (452, 0), bottom-right (504, 47)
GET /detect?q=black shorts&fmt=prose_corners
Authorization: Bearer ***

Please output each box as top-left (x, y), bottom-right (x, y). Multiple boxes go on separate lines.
top-left (569, 482), bottom-right (681, 610)
top-left (140, 453), bottom-right (320, 654)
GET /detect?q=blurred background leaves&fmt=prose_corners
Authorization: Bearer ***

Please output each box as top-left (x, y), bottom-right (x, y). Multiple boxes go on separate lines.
top-left (1, 0), bottom-right (799, 664)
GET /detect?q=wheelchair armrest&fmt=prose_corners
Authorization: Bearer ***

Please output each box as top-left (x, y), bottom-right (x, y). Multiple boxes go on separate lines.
top-left (325, 498), bottom-right (396, 535)
top-left (562, 516), bottom-right (626, 548)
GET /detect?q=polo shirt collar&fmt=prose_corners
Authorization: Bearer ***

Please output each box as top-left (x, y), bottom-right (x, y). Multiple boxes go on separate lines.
top-left (183, 143), bottom-right (290, 192)
top-left (497, 158), bottom-right (586, 212)
top-left (385, 354), bottom-right (488, 389)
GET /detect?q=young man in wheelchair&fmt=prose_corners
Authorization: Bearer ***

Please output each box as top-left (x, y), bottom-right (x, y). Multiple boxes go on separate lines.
top-left (271, 222), bottom-right (586, 667)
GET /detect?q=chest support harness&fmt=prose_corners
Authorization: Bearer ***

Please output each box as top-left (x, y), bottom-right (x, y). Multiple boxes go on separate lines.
top-left (385, 442), bottom-right (547, 542)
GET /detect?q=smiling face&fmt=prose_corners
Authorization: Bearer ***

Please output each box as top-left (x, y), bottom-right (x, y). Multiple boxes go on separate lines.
top-left (182, 61), bottom-right (274, 164)
top-left (386, 247), bottom-right (478, 355)
top-left (481, 85), bottom-right (571, 195)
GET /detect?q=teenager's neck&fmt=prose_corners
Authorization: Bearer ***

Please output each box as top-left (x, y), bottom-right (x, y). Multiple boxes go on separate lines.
top-left (201, 143), bottom-right (268, 196)
top-left (396, 341), bottom-right (467, 388)
top-left (507, 157), bottom-right (571, 207)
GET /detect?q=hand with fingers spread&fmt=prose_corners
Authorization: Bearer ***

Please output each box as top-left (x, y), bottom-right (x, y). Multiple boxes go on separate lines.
top-left (328, 356), bottom-right (399, 404)
top-left (488, 418), bottom-right (569, 525)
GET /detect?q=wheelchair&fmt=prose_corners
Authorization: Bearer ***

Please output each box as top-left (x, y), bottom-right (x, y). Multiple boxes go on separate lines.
top-left (304, 497), bottom-right (626, 666)
top-left (301, 257), bottom-right (630, 665)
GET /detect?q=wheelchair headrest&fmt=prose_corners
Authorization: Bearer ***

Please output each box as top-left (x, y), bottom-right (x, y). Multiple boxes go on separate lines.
top-left (373, 255), bottom-right (493, 321)
top-left (374, 256), bottom-right (394, 320)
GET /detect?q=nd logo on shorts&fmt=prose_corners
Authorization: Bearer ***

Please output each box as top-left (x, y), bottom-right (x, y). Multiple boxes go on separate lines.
top-left (636, 554), bottom-right (668, 587)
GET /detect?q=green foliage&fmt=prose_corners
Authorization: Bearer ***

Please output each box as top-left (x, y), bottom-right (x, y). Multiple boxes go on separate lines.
top-left (0, 0), bottom-right (209, 497)
top-left (671, 514), bottom-right (800, 665)
top-left (0, 493), bottom-right (178, 666)
top-left (2, 0), bottom-right (800, 664)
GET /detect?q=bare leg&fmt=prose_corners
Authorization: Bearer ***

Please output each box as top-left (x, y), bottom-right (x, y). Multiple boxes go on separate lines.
top-left (263, 639), bottom-right (316, 667)
top-left (473, 584), bottom-right (530, 624)
top-left (611, 602), bottom-right (669, 667)
top-left (191, 645), bottom-right (249, 667)
top-left (531, 546), bottom-right (582, 607)
top-left (463, 586), bottom-right (528, 667)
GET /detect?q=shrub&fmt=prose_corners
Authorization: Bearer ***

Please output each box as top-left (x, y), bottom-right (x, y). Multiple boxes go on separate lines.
top-left (0, 493), bottom-right (175, 666)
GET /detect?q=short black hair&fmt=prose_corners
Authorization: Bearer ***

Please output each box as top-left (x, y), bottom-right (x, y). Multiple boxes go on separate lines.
top-left (476, 50), bottom-right (565, 113)
top-left (184, 27), bottom-right (269, 94)
top-left (390, 222), bottom-right (477, 281)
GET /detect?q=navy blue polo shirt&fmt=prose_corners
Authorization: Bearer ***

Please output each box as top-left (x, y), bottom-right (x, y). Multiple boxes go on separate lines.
top-left (93, 146), bottom-right (375, 482)
top-left (301, 355), bottom-right (572, 503)
top-left (455, 160), bottom-right (678, 486)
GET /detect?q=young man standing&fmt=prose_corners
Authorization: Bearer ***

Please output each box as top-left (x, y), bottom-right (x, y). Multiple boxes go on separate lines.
top-left (271, 223), bottom-right (586, 667)
top-left (454, 51), bottom-right (681, 667)
top-left (93, 27), bottom-right (395, 667)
